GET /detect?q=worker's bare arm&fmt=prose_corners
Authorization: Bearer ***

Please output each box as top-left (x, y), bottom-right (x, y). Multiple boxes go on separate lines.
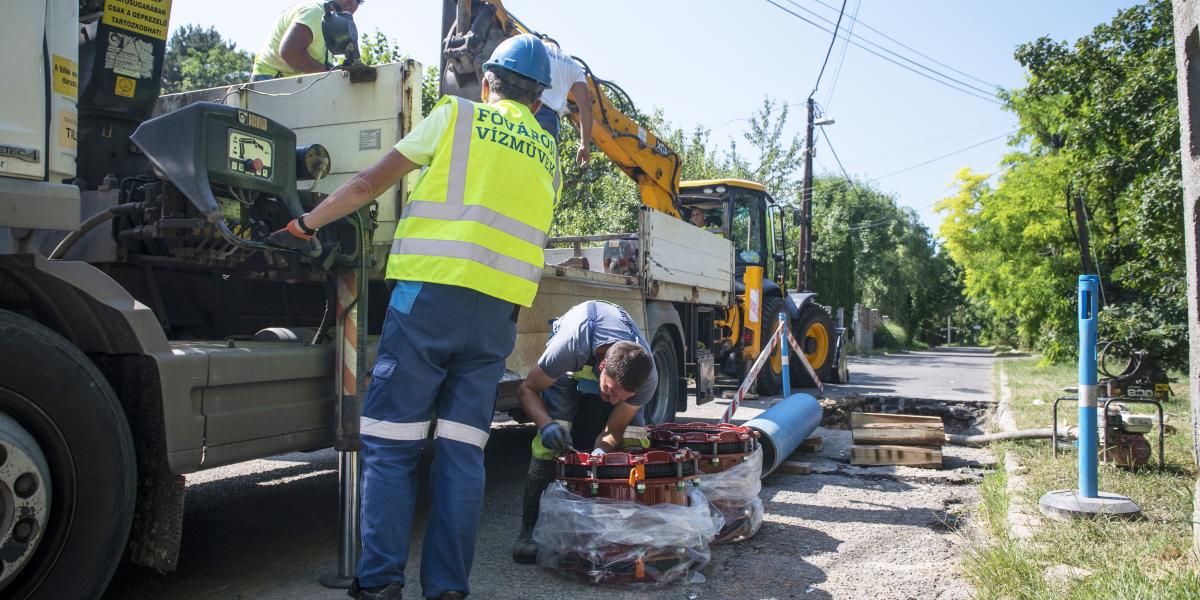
top-left (595, 401), bottom-right (639, 452)
top-left (304, 150), bottom-right (418, 228)
top-left (279, 24), bottom-right (328, 74)
top-left (518, 366), bottom-right (559, 430)
top-left (568, 81), bottom-right (593, 165)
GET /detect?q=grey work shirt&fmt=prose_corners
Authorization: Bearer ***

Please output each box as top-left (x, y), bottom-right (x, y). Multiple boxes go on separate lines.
top-left (536, 302), bottom-right (658, 407)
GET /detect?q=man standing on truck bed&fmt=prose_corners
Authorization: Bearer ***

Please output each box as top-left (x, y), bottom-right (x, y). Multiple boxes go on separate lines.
top-left (510, 300), bottom-right (657, 564)
top-left (535, 37), bottom-right (593, 166)
top-left (267, 34), bottom-right (558, 600)
top-left (251, 0), bottom-right (363, 81)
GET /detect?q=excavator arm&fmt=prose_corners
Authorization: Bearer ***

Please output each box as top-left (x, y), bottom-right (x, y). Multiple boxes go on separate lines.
top-left (439, 0), bottom-right (682, 217)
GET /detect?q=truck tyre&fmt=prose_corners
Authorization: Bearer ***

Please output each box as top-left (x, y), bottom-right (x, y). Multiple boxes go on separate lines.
top-left (792, 305), bottom-right (835, 388)
top-left (644, 330), bottom-right (679, 425)
top-left (0, 310), bottom-right (136, 600)
top-left (755, 295), bottom-right (786, 396)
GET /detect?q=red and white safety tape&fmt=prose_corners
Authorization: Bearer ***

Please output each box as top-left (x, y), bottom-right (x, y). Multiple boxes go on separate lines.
top-left (785, 326), bottom-right (824, 393)
top-left (721, 320), bottom-right (785, 423)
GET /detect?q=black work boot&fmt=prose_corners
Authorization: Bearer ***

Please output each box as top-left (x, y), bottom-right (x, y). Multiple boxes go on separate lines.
top-left (511, 457), bottom-right (556, 564)
top-left (349, 579), bottom-right (403, 600)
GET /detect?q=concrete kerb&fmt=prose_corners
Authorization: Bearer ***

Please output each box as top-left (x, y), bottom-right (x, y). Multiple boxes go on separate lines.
top-left (998, 364), bottom-right (1041, 541)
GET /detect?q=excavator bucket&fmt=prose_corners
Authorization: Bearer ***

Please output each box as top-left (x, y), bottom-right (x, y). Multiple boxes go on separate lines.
top-left (440, 0), bottom-right (515, 101)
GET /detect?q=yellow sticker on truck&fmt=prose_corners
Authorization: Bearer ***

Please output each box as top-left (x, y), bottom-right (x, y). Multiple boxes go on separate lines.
top-left (51, 55), bottom-right (78, 99)
top-left (115, 75), bottom-right (137, 98)
top-left (59, 110), bottom-right (78, 150)
top-left (102, 0), bottom-right (172, 41)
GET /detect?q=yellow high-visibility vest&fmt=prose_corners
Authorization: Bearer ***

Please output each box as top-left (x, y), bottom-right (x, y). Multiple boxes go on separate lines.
top-left (387, 96), bottom-right (560, 307)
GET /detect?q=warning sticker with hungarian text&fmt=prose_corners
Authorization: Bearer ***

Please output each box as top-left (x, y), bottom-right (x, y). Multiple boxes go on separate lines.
top-left (102, 0), bottom-right (172, 41)
top-left (51, 55), bottom-right (78, 99)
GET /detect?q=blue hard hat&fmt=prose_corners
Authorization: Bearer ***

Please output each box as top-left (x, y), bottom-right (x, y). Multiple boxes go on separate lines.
top-left (483, 34), bottom-right (552, 88)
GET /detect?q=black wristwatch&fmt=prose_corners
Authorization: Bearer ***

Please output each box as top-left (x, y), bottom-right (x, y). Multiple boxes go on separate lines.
top-left (296, 214), bottom-right (318, 235)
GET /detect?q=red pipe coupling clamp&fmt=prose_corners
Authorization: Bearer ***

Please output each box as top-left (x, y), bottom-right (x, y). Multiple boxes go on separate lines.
top-left (648, 422), bottom-right (759, 474)
top-left (555, 448), bottom-right (702, 506)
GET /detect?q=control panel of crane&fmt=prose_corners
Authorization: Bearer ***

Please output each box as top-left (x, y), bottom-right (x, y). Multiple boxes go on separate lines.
top-left (131, 102), bottom-right (303, 220)
top-left (228, 130), bottom-right (274, 179)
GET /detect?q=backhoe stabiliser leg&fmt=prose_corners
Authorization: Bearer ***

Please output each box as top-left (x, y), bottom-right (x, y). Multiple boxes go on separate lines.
top-left (322, 266), bottom-right (368, 588)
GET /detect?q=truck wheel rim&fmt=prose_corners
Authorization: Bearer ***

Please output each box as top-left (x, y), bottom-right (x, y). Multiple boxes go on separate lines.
top-left (804, 322), bottom-right (830, 368)
top-left (0, 405), bottom-right (51, 590)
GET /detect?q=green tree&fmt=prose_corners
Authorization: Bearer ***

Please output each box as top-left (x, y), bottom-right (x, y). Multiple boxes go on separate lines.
top-left (161, 25), bottom-right (253, 93)
top-left (422, 66), bottom-right (440, 117)
top-left (359, 29), bottom-right (405, 66)
top-left (809, 176), bottom-right (957, 344)
top-left (726, 99), bottom-right (804, 198)
top-left (938, 0), bottom-right (1186, 367)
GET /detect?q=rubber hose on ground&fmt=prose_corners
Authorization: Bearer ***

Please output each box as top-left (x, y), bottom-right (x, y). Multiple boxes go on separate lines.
top-left (944, 427), bottom-right (1077, 447)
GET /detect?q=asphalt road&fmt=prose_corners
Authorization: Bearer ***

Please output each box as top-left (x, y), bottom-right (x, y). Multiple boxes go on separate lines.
top-left (104, 347), bottom-right (995, 600)
top-left (822, 347), bottom-right (996, 403)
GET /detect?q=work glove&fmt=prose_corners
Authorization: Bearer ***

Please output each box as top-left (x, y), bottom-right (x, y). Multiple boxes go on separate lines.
top-left (539, 422), bottom-right (572, 453)
top-left (590, 447), bottom-right (607, 457)
top-left (266, 219), bottom-right (322, 257)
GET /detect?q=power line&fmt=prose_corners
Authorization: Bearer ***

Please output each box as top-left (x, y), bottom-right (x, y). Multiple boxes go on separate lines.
top-left (808, 0), bottom-right (998, 90)
top-left (847, 117), bottom-right (1017, 163)
top-left (810, 0), bottom-right (848, 99)
top-left (873, 129), bottom-right (1019, 180)
top-left (822, 0), bottom-right (861, 109)
top-left (779, 0), bottom-right (997, 98)
top-left (818, 129), bottom-right (904, 231)
top-left (762, 0), bottom-right (1002, 105)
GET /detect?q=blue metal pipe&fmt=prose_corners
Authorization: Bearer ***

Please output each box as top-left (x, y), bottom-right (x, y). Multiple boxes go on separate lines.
top-left (745, 393), bottom-right (823, 477)
top-left (1078, 275), bottom-right (1099, 498)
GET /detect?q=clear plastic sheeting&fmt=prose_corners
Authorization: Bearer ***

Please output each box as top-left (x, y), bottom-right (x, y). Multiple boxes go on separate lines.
top-left (701, 448), bottom-right (764, 543)
top-left (533, 483), bottom-right (724, 588)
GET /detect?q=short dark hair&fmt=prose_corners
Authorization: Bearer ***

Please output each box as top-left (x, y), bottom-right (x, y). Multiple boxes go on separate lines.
top-left (483, 69), bottom-right (543, 106)
top-left (603, 341), bottom-right (653, 392)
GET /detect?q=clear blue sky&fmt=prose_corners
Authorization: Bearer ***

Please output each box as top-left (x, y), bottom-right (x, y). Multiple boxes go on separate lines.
top-left (171, 0), bottom-right (1141, 233)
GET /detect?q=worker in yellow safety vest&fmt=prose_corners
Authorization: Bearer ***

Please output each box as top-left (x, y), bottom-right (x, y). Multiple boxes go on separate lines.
top-left (251, 0), bottom-right (363, 81)
top-left (267, 34), bottom-right (559, 600)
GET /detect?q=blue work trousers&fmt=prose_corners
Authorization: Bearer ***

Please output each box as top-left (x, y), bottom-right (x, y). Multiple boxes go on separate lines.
top-left (357, 281), bottom-right (517, 597)
top-left (534, 105), bottom-right (561, 141)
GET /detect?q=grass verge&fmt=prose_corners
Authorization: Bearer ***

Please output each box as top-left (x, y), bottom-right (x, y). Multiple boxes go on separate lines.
top-left (964, 357), bottom-right (1199, 599)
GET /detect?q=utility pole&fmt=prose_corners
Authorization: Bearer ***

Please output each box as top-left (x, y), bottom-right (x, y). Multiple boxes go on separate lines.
top-left (946, 314), bottom-right (952, 345)
top-left (1171, 0), bottom-right (1200, 558)
top-left (797, 97), bottom-right (816, 291)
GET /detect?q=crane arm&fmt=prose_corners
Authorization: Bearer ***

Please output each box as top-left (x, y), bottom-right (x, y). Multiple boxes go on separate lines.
top-left (439, 0), bottom-right (682, 218)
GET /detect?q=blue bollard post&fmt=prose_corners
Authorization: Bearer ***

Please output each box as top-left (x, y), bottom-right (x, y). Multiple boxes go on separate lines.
top-left (1038, 275), bottom-right (1139, 520)
top-left (779, 312), bottom-right (791, 398)
top-left (1077, 275), bottom-right (1099, 498)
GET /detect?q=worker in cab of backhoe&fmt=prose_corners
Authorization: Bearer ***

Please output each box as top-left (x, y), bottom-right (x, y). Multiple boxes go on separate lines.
top-left (266, 34), bottom-right (558, 600)
top-left (511, 300), bottom-right (657, 564)
top-left (250, 0), bottom-right (362, 81)
top-left (535, 37), bottom-right (594, 166)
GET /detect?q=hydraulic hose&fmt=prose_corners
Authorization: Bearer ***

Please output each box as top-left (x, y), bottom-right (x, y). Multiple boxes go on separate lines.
top-left (944, 427), bottom-right (1078, 447)
top-left (49, 202), bottom-right (144, 259)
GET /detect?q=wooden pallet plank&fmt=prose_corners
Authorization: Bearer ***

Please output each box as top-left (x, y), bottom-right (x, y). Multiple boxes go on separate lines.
top-left (797, 436), bottom-right (823, 453)
top-left (852, 422), bottom-right (945, 446)
top-left (850, 412), bottom-right (943, 429)
top-left (850, 444), bottom-right (943, 468)
top-left (775, 461), bottom-right (813, 475)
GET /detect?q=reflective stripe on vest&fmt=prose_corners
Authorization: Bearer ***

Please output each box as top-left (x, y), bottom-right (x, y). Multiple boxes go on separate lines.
top-left (387, 96), bottom-right (559, 307)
